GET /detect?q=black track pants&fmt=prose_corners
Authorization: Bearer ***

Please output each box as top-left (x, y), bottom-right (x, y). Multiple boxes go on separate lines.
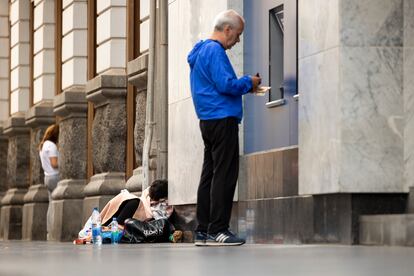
top-left (195, 117), bottom-right (239, 235)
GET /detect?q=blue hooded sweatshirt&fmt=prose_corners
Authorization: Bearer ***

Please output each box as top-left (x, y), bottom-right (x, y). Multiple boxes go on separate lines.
top-left (187, 39), bottom-right (252, 122)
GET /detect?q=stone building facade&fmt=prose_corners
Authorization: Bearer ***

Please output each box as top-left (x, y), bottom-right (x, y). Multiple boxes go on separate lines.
top-left (0, 0), bottom-right (412, 245)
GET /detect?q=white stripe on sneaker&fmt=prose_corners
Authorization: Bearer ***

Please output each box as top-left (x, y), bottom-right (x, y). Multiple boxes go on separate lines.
top-left (216, 234), bottom-right (225, 242)
top-left (216, 233), bottom-right (229, 243)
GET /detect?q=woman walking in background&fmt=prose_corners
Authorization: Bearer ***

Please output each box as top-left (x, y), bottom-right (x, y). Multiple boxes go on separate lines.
top-left (39, 124), bottom-right (59, 238)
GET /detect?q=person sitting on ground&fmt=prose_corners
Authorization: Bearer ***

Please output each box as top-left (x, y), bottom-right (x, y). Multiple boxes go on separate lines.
top-left (78, 179), bottom-right (181, 242)
top-left (100, 179), bottom-right (173, 228)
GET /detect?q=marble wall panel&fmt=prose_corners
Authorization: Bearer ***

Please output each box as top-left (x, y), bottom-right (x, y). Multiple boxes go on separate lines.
top-left (404, 0), bottom-right (414, 47)
top-left (299, 47), bottom-right (340, 195)
top-left (168, 0), bottom-right (227, 105)
top-left (404, 0), bottom-right (414, 191)
top-left (340, 47), bottom-right (403, 192)
top-left (404, 48), bottom-right (414, 190)
top-left (168, 0), bottom-right (241, 205)
top-left (168, 98), bottom-right (203, 205)
top-left (298, 0), bottom-right (339, 59)
top-left (340, 0), bottom-right (403, 47)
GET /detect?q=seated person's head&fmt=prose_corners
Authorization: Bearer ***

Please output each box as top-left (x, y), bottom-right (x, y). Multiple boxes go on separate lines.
top-left (149, 179), bottom-right (168, 201)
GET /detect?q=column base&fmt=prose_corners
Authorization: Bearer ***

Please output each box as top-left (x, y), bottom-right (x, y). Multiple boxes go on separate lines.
top-left (49, 199), bottom-right (83, 241)
top-left (22, 202), bottom-right (48, 240)
top-left (22, 184), bottom-right (49, 240)
top-left (125, 167), bottom-right (143, 194)
top-left (82, 172), bottom-right (125, 223)
top-left (83, 172), bottom-right (125, 196)
top-left (48, 179), bottom-right (85, 241)
top-left (82, 195), bottom-right (115, 225)
top-left (1, 188), bottom-right (27, 206)
top-left (0, 205), bottom-right (23, 240)
top-left (0, 188), bottom-right (27, 240)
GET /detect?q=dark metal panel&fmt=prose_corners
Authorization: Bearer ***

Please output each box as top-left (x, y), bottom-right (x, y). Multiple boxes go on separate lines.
top-left (243, 0), bottom-right (298, 154)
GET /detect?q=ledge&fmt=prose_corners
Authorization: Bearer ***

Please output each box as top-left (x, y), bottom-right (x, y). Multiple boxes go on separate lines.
top-left (265, 99), bottom-right (286, 108)
top-left (25, 101), bottom-right (55, 127)
top-left (86, 73), bottom-right (127, 106)
top-left (3, 114), bottom-right (30, 136)
top-left (127, 54), bottom-right (149, 90)
top-left (127, 54), bottom-right (148, 78)
top-left (53, 86), bottom-right (88, 119)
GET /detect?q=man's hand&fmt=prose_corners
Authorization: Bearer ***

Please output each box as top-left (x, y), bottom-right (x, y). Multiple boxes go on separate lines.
top-left (250, 75), bottom-right (262, 92)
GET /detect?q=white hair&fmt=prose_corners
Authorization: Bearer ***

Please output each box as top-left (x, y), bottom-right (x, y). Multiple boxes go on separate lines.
top-left (213, 9), bottom-right (244, 31)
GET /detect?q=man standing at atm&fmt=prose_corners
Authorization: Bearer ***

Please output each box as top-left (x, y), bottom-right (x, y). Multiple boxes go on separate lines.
top-left (187, 9), bottom-right (261, 246)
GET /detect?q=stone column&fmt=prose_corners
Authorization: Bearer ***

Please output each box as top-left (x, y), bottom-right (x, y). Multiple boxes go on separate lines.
top-left (21, 102), bottom-right (54, 240)
top-left (0, 126), bottom-right (8, 239)
top-left (83, 73), bottom-right (126, 221)
top-left (0, 115), bottom-right (30, 240)
top-left (404, 1), bottom-right (414, 197)
top-left (49, 87), bottom-right (87, 241)
top-left (79, 1), bottom-right (128, 218)
top-left (0, 0), bottom-right (10, 239)
top-left (126, 54), bottom-right (152, 194)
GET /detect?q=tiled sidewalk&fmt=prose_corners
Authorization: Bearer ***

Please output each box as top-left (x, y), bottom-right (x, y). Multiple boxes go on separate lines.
top-left (0, 241), bottom-right (413, 276)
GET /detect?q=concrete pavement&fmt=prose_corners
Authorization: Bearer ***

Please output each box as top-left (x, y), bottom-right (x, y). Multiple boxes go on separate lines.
top-left (0, 241), bottom-right (413, 276)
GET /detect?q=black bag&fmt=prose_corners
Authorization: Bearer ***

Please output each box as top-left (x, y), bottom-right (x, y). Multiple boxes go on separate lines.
top-left (120, 218), bottom-right (174, 243)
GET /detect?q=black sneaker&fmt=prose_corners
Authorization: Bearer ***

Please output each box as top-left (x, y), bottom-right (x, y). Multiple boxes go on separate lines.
top-left (206, 230), bottom-right (245, 246)
top-left (194, 231), bottom-right (208, 246)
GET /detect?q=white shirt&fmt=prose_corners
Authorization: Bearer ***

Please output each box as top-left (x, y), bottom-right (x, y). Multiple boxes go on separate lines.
top-left (39, 140), bottom-right (59, 176)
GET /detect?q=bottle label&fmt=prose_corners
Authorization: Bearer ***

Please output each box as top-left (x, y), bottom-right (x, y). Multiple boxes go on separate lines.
top-left (92, 227), bottom-right (101, 237)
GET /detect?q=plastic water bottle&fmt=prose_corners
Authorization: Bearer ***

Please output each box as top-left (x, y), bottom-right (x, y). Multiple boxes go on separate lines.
top-left (111, 217), bottom-right (119, 244)
top-left (91, 207), bottom-right (102, 246)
